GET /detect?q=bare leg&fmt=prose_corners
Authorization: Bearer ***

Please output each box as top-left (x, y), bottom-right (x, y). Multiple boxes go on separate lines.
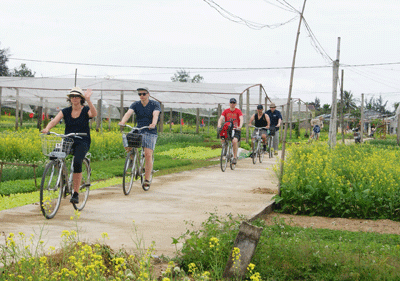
top-left (144, 147), bottom-right (153, 181)
top-left (73, 173), bottom-right (82, 193)
top-left (232, 138), bottom-right (238, 159)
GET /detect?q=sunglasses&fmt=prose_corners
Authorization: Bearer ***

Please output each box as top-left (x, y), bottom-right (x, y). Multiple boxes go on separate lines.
top-left (69, 95), bottom-right (81, 98)
top-left (230, 102), bottom-right (236, 104)
top-left (138, 92), bottom-right (147, 96)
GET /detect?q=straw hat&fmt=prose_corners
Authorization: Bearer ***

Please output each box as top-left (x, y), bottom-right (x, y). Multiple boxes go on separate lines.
top-left (68, 87), bottom-right (85, 99)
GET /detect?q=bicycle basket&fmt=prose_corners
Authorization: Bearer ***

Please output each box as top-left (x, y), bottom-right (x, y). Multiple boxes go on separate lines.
top-left (268, 127), bottom-right (276, 136)
top-left (126, 132), bottom-right (142, 148)
top-left (41, 135), bottom-right (74, 158)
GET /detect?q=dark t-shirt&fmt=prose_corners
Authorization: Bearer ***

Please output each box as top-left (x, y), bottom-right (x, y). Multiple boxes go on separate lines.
top-left (254, 113), bottom-right (268, 128)
top-left (129, 100), bottom-right (161, 135)
top-left (62, 106), bottom-right (91, 144)
top-left (266, 109), bottom-right (282, 131)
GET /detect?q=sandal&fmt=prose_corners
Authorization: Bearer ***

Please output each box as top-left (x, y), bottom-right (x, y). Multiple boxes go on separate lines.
top-left (142, 179), bottom-right (151, 190)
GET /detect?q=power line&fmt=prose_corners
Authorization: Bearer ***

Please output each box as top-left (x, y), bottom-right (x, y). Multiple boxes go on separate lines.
top-left (203, 0), bottom-right (298, 29)
top-left (302, 18), bottom-right (333, 63)
top-left (9, 57), bottom-right (333, 70)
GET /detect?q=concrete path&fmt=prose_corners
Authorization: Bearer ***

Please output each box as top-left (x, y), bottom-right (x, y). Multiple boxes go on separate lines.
top-left (0, 153), bottom-right (279, 258)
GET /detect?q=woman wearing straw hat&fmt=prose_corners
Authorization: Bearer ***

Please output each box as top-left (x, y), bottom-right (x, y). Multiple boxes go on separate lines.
top-left (42, 87), bottom-right (97, 204)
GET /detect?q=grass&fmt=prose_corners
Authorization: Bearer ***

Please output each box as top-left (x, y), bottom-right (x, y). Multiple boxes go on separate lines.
top-left (2, 212), bottom-right (400, 280)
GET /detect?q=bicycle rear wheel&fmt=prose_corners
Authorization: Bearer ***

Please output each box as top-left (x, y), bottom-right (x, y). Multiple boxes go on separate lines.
top-left (72, 158), bottom-right (91, 211)
top-left (40, 160), bottom-right (64, 219)
top-left (123, 150), bottom-right (137, 195)
top-left (258, 142), bottom-right (264, 163)
top-left (140, 152), bottom-right (154, 191)
top-left (220, 142), bottom-right (228, 172)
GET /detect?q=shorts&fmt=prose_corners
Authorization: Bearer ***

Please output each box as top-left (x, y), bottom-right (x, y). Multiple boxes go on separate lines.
top-left (232, 130), bottom-right (241, 142)
top-left (141, 132), bottom-right (157, 151)
top-left (251, 128), bottom-right (269, 138)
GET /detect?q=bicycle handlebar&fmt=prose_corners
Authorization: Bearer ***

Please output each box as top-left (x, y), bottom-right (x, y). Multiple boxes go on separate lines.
top-left (119, 124), bottom-right (155, 131)
top-left (42, 132), bottom-right (87, 138)
top-left (250, 126), bottom-right (269, 129)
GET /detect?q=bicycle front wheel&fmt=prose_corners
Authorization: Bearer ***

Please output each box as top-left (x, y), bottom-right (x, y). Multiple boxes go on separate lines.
top-left (72, 158), bottom-right (91, 211)
top-left (40, 160), bottom-right (64, 219)
top-left (123, 150), bottom-right (137, 195)
top-left (220, 142), bottom-right (228, 172)
top-left (252, 141), bottom-right (258, 164)
top-left (268, 137), bottom-right (273, 158)
top-left (229, 143), bottom-right (236, 170)
top-left (258, 142), bottom-right (264, 163)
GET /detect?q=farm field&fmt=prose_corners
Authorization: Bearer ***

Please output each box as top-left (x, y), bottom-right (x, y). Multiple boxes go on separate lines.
top-left (2, 117), bottom-right (400, 280)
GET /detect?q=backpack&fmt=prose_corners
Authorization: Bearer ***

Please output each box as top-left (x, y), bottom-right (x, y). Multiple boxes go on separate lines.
top-left (219, 121), bottom-right (234, 139)
top-left (313, 125), bottom-right (321, 134)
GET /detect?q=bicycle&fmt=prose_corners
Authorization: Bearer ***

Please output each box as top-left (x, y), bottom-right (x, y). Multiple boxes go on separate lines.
top-left (250, 126), bottom-right (267, 164)
top-left (40, 132), bottom-right (91, 219)
top-left (121, 125), bottom-right (155, 194)
top-left (220, 128), bottom-right (236, 172)
top-left (266, 127), bottom-right (275, 158)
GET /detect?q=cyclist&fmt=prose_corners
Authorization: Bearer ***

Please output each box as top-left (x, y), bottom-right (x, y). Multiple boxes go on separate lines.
top-left (41, 87), bottom-right (97, 204)
top-left (265, 103), bottom-right (282, 156)
top-left (248, 104), bottom-right (270, 156)
top-left (310, 116), bottom-right (324, 140)
top-left (217, 98), bottom-right (243, 165)
top-left (118, 87), bottom-right (161, 189)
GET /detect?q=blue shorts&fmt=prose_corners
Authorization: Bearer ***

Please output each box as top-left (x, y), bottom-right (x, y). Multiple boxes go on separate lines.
top-left (142, 133), bottom-right (157, 151)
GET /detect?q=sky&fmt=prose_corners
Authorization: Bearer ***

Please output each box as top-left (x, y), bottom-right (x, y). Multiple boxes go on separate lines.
top-left (1, 0), bottom-right (399, 110)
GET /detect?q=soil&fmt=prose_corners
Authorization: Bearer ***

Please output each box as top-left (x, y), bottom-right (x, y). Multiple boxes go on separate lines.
top-left (262, 212), bottom-right (400, 235)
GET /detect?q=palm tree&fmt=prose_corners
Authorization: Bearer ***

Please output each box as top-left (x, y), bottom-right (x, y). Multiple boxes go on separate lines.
top-left (342, 90), bottom-right (357, 115)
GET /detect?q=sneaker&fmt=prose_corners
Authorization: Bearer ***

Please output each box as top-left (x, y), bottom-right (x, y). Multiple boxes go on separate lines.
top-left (263, 145), bottom-right (267, 152)
top-left (70, 192), bottom-right (79, 204)
top-left (232, 158), bottom-right (237, 164)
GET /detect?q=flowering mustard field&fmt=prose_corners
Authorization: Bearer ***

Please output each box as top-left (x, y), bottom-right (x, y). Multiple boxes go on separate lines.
top-left (275, 142), bottom-right (400, 220)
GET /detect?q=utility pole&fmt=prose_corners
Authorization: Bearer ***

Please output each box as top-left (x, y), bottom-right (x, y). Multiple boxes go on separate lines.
top-left (340, 69), bottom-right (345, 143)
top-left (360, 93), bottom-right (364, 143)
top-left (328, 37), bottom-right (341, 148)
top-left (74, 69), bottom-right (77, 87)
top-left (279, 0), bottom-right (307, 196)
top-left (397, 106), bottom-right (400, 145)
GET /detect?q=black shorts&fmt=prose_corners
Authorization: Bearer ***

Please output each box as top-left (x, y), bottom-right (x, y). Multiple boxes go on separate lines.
top-left (232, 130), bottom-right (241, 141)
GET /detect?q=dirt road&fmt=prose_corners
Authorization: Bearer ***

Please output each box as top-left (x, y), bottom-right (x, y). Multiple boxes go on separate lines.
top-left (0, 153), bottom-right (279, 258)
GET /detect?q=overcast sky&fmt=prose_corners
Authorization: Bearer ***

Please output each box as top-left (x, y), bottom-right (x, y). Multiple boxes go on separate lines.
top-left (1, 0), bottom-right (399, 110)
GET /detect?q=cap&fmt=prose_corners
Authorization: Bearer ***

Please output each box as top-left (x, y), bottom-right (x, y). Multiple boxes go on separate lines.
top-left (257, 104), bottom-right (263, 110)
top-left (269, 103), bottom-right (276, 108)
top-left (68, 87), bottom-right (85, 99)
top-left (137, 87), bottom-right (149, 93)
top-left (230, 98), bottom-right (237, 104)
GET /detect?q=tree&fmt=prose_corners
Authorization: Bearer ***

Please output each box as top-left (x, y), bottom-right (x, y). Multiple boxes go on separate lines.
top-left (171, 69), bottom-right (203, 83)
top-left (341, 90), bottom-right (357, 114)
top-left (309, 97), bottom-right (320, 111)
top-left (364, 95), bottom-right (390, 114)
top-left (394, 102), bottom-right (399, 113)
top-left (0, 43), bottom-right (10, 76)
top-left (10, 63), bottom-right (35, 77)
